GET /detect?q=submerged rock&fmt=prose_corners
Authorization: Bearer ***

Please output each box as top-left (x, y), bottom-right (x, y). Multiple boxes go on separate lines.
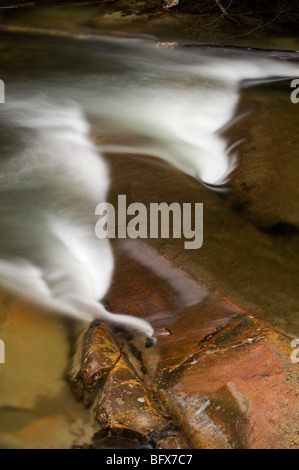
top-left (71, 257), bottom-right (298, 448)
top-left (70, 148), bottom-right (298, 448)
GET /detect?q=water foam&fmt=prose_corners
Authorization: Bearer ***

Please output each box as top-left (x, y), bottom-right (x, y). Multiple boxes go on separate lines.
top-left (1, 39), bottom-right (298, 336)
top-left (0, 97), bottom-right (153, 337)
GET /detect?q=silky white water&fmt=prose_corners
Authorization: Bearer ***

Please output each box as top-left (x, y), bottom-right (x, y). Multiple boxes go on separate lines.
top-left (1, 36), bottom-right (298, 337)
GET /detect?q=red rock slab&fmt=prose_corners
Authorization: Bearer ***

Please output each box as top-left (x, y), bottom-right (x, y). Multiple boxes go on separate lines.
top-left (104, 151), bottom-right (299, 336)
top-left (157, 324), bottom-right (298, 449)
top-left (94, 145), bottom-right (299, 448)
top-left (102, 241), bottom-right (298, 448)
top-left (71, 321), bottom-right (190, 448)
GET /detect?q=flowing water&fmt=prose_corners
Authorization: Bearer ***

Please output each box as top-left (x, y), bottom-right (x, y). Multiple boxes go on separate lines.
top-left (0, 7), bottom-right (298, 448)
top-left (1, 34), bottom-right (299, 326)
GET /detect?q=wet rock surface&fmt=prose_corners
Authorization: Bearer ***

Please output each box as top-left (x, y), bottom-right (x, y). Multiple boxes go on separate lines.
top-left (226, 80), bottom-right (299, 232)
top-left (104, 147), bottom-right (299, 336)
top-left (0, 81), bottom-right (297, 447)
top-left (71, 322), bottom-right (121, 405)
top-left (70, 322), bottom-right (190, 448)
top-left (70, 117), bottom-right (298, 448)
top-left (71, 290), bottom-right (298, 448)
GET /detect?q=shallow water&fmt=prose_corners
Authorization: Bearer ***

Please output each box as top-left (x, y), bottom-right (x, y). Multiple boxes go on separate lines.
top-left (0, 5), bottom-right (298, 449)
top-left (0, 32), bottom-right (298, 329)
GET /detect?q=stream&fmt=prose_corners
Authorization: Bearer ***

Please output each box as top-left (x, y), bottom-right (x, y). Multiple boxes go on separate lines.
top-left (0, 5), bottom-right (298, 449)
